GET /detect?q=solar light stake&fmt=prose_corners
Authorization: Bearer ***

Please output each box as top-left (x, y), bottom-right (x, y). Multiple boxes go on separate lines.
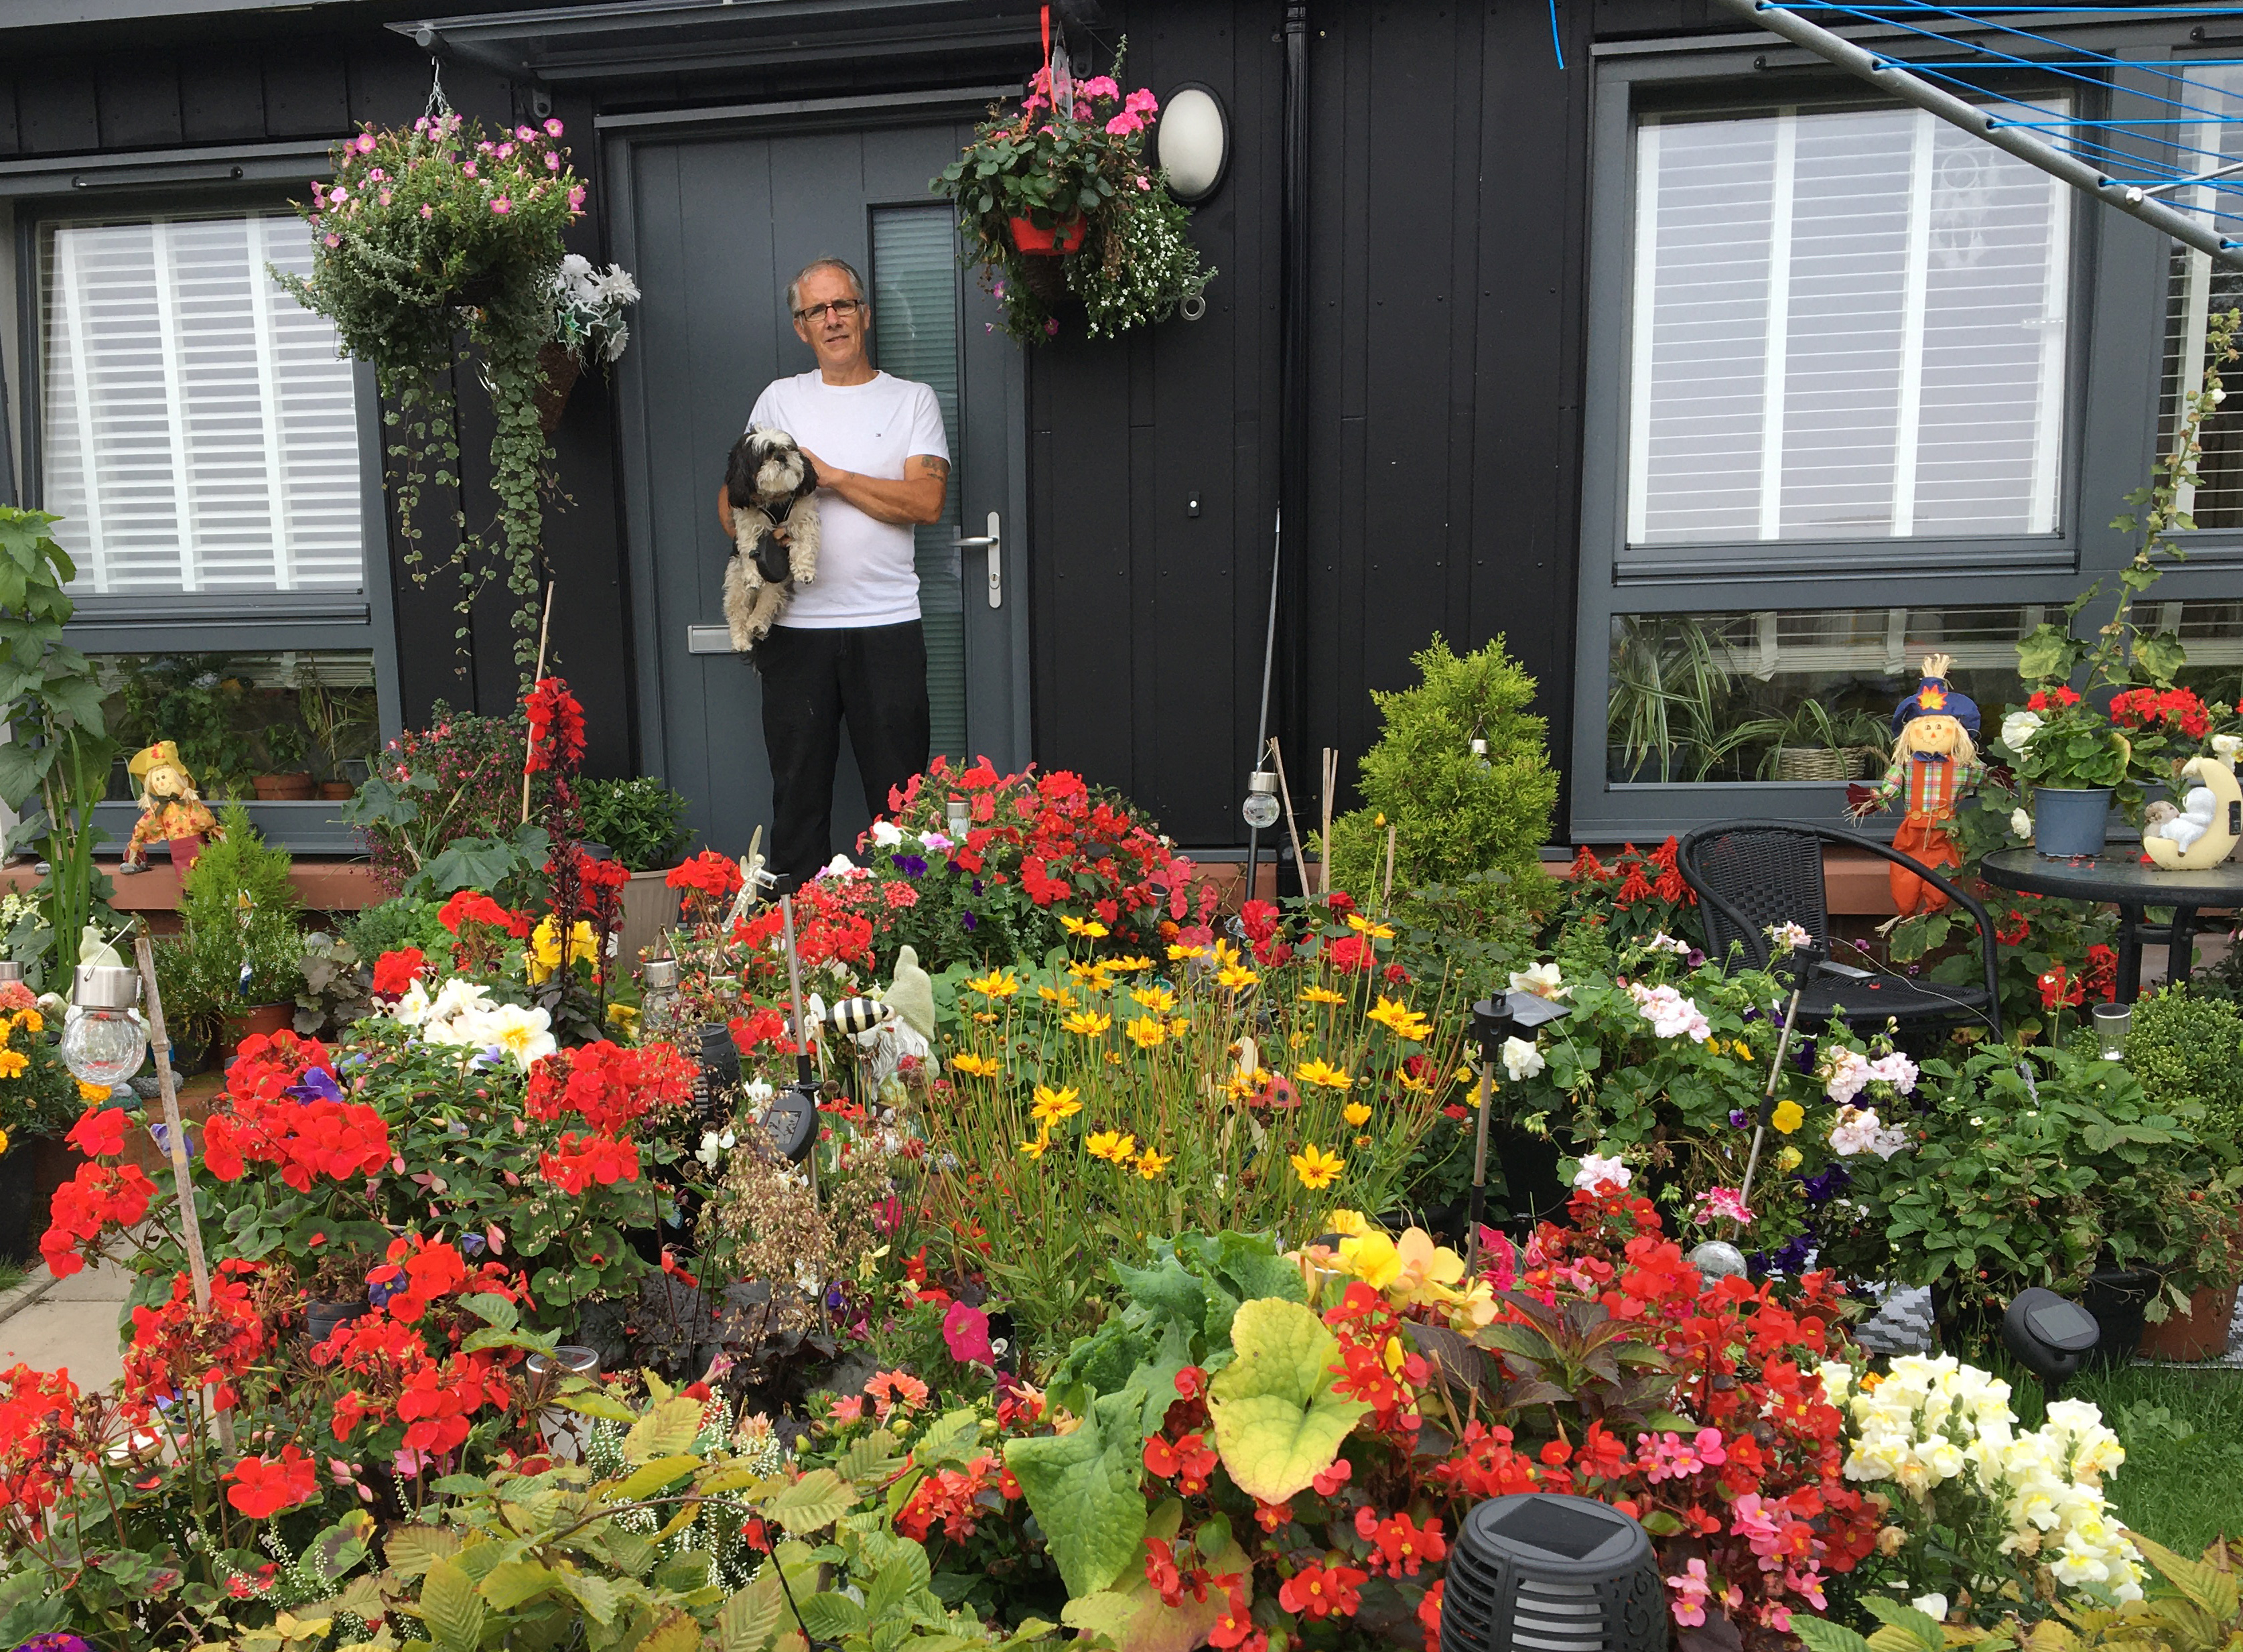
top-left (1464, 989), bottom-right (1572, 1276)
top-left (1739, 949), bottom-right (1816, 1215)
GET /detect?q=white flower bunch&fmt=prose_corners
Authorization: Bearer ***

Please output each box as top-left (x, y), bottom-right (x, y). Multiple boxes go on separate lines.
top-left (550, 253), bottom-right (640, 364)
top-left (1572, 1151), bottom-right (1631, 1190)
top-left (1509, 961), bottom-right (1569, 1000)
top-left (1627, 980), bottom-right (1712, 1042)
top-left (1822, 1046), bottom-right (1918, 1106)
top-left (1501, 1036), bottom-right (1544, 1082)
top-left (1826, 1105), bottom-right (1910, 1160)
top-left (1767, 920), bottom-right (1814, 954)
top-left (388, 977), bottom-right (557, 1069)
top-left (2001, 709), bottom-right (2045, 754)
top-left (1819, 1356), bottom-right (2143, 1602)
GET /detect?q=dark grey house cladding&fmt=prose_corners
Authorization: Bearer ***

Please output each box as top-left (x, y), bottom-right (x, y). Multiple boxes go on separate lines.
top-left (3, 1), bottom-right (2233, 856)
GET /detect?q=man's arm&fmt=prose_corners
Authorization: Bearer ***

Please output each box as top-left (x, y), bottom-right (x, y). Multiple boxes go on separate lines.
top-left (799, 451), bottom-right (948, 526)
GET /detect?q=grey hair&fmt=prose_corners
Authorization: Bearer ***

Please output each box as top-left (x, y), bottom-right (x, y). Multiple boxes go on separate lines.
top-left (786, 257), bottom-right (868, 317)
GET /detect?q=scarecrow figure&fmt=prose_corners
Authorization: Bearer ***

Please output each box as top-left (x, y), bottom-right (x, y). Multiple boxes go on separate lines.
top-left (119, 741), bottom-right (223, 875)
top-left (1848, 653), bottom-right (1984, 919)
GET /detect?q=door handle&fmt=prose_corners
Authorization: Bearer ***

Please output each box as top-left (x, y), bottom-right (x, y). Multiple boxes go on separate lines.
top-left (949, 511), bottom-right (1002, 608)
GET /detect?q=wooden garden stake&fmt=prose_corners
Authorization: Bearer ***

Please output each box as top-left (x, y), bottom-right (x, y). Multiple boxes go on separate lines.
top-left (521, 581), bottom-right (557, 824)
top-left (1266, 740), bottom-right (1310, 892)
top-left (1319, 747), bottom-right (1338, 896)
top-left (1381, 821), bottom-right (1398, 910)
top-left (133, 929), bottom-right (234, 1452)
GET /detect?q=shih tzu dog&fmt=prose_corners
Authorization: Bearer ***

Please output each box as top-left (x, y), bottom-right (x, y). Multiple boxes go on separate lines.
top-left (722, 426), bottom-right (822, 651)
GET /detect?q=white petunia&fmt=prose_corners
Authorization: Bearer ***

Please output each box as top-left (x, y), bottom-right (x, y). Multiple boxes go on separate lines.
top-left (870, 820), bottom-right (904, 848)
top-left (2002, 709), bottom-right (2045, 753)
top-left (1501, 1036), bottom-right (1545, 1082)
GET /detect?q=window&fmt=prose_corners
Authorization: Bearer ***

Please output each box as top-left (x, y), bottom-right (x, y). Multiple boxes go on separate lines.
top-left (38, 212), bottom-right (364, 598)
top-left (2158, 66), bottom-right (2243, 529)
top-left (1628, 100), bottom-right (2071, 550)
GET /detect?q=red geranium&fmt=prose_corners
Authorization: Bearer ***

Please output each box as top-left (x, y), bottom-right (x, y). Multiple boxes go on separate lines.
top-left (438, 890), bottom-right (527, 938)
top-left (66, 1106), bottom-right (129, 1161)
top-left (370, 947), bottom-right (426, 998)
top-left (539, 1131), bottom-right (641, 1194)
top-left (41, 1161), bottom-right (158, 1278)
top-left (525, 1040), bottom-right (695, 1133)
top-left (224, 1444), bottom-right (320, 1519)
top-left (524, 676), bottom-right (587, 774)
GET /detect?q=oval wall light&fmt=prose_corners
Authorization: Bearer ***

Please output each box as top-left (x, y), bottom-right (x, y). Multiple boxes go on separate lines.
top-left (1156, 84), bottom-right (1229, 204)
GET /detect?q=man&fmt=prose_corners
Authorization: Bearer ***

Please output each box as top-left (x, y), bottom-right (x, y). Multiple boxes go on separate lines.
top-left (720, 257), bottom-right (949, 884)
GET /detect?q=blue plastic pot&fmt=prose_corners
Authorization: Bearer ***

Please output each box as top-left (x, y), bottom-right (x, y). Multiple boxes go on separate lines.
top-left (2034, 787), bottom-right (2113, 858)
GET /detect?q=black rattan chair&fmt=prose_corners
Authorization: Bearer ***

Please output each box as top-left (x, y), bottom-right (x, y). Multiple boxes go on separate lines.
top-left (1676, 821), bottom-right (2003, 1042)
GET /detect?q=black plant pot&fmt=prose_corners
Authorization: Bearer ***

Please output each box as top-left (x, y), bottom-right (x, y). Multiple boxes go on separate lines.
top-left (1491, 1125), bottom-right (1570, 1234)
top-left (2081, 1267), bottom-right (2159, 1371)
top-left (696, 1023), bottom-right (742, 1117)
top-left (0, 1133), bottom-right (78, 1267)
top-left (305, 1298), bottom-right (370, 1347)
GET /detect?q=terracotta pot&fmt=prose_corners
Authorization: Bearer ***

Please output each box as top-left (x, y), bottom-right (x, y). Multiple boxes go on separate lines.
top-left (253, 773), bottom-right (316, 801)
top-left (1008, 213), bottom-right (1087, 255)
top-left (317, 781), bottom-right (355, 801)
top-left (2138, 1283), bottom-right (2237, 1363)
top-left (616, 868), bottom-right (682, 971)
top-left (221, 1001), bottom-right (295, 1058)
top-left (534, 340), bottom-right (582, 433)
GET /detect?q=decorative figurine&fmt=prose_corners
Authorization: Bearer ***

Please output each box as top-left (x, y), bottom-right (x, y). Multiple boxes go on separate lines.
top-left (119, 742), bottom-right (223, 876)
top-left (2144, 754), bottom-right (2243, 868)
top-left (1848, 654), bottom-right (1984, 919)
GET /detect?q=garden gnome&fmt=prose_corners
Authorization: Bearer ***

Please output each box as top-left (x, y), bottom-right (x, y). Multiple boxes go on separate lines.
top-left (119, 742), bottom-right (222, 876)
top-left (1849, 655), bottom-right (1984, 919)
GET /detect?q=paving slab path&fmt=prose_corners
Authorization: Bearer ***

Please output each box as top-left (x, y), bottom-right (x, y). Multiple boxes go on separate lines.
top-left (0, 1257), bottom-right (131, 1391)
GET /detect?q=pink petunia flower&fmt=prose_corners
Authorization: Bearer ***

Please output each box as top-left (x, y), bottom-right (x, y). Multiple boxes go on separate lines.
top-left (355, 131), bottom-right (376, 153)
top-left (545, 117), bottom-right (564, 137)
top-left (491, 196), bottom-right (511, 214)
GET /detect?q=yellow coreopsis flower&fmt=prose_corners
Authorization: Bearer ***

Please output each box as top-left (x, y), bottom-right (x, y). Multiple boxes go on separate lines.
top-left (1343, 1101), bottom-right (1373, 1127)
top-left (1065, 960), bottom-right (1105, 987)
top-left (1061, 1010), bottom-right (1113, 1038)
top-left (1211, 937), bottom-right (1243, 967)
top-left (1018, 1133), bottom-right (1050, 1160)
top-left (1038, 985), bottom-right (1079, 1009)
top-left (964, 969), bottom-right (1021, 1001)
top-left (1125, 1015), bottom-right (1168, 1051)
top-left (1166, 943), bottom-right (1206, 962)
top-left (1061, 916), bottom-right (1109, 939)
top-left (1300, 986), bottom-right (1347, 1007)
top-left (951, 1052), bottom-right (1002, 1079)
top-left (1397, 1066), bottom-right (1435, 1095)
top-left (1770, 1099), bottom-right (1806, 1135)
top-left (1295, 1057), bottom-right (1353, 1092)
top-left (1086, 1129), bottom-right (1136, 1163)
top-left (1215, 963), bottom-right (1260, 993)
top-left (1290, 1143), bottom-right (1345, 1190)
top-left (1030, 1085), bottom-right (1083, 1126)
top-left (1345, 912), bottom-right (1397, 940)
top-left (1366, 995), bottom-right (1432, 1042)
top-left (1325, 1208), bottom-right (1372, 1237)
top-left (1111, 955), bottom-right (1154, 973)
top-left (1135, 1146), bottom-right (1172, 1180)
top-left (1224, 1067), bottom-right (1266, 1102)
top-left (1131, 984), bottom-right (1179, 1014)
top-left (1453, 1063), bottom-right (1480, 1086)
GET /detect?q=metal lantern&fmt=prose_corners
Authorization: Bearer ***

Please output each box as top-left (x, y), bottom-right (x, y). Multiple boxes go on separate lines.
top-left (1442, 1493), bottom-right (1665, 1652)
top-left (62, 963), bottom-right (149, 1090)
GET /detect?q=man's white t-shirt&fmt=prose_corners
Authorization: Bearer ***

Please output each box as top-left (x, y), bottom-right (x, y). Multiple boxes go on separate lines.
top-left (744, 370), bottom-right (949, 629)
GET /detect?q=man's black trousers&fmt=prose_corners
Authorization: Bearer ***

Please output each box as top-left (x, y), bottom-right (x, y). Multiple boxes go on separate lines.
top-left (755, 620), bottom-right (930, 885)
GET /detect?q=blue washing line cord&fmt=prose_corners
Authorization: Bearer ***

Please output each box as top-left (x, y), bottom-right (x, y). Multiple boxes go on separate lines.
top-left (1550, 0), bottom-right (1566, 69)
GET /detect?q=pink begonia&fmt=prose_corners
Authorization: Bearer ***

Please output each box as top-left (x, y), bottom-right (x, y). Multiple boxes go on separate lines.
top-left (1666, 1558), bottom-right (1714, 1626)
top-left (1783, 1567), bottom-right (1828, 1610)
top-left (1105, 111), bottom-right (1144, 136)
top-left (1125, 87), bottom-right (1160, 115)
top-left (1728, 1493), bottom-right (1785, 1560)
top-left (1636, 1428), bottom-right (1728, 1483)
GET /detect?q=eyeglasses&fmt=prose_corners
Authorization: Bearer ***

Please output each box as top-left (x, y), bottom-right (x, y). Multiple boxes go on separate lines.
top-left (793, 298), bottom-right (864, 322)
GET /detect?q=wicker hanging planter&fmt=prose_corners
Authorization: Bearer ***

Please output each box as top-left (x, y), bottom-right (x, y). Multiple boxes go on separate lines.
top-left (534, 341), bottom-right (583, 433)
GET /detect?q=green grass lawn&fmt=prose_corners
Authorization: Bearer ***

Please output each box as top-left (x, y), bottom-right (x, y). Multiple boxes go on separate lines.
top-left (0, 1261), bottom-right (25, 1299)
top-left (2002, 1361), bottom-right (2243, 1552)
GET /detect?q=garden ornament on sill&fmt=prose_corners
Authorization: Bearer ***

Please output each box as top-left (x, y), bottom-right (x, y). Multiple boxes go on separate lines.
top-left (118, 741), bottom-right (224, 876)
top-left (1846, 654), bottom-right (1984, 921)
top-left (2143, 754), bottom-right (2243, 868)
top-left (721, 427), bottom-right (822, 651)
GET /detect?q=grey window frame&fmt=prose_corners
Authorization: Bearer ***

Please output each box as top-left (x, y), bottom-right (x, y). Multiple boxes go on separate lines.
top-left (1570, 23), bottom-right (2243, 843)
top-left (1, 143), bottom-right (401, 852)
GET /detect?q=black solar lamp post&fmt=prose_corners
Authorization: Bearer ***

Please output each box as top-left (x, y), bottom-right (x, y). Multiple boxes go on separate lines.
top-left (1464, 990), bottom-right (1572, 1275)
top-left (1442, 1493), bottom-right (1666, 1652)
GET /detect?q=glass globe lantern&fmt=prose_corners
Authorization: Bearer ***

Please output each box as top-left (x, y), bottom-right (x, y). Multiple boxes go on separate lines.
top-left (1241, 770), bottom-right (1282, 830)
top-left (61, 963), bottom-right (148, 1090)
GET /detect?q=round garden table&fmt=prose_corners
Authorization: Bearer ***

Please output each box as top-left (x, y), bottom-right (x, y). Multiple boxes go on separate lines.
top-left (1978, 845), bottom-right (2243, 1002)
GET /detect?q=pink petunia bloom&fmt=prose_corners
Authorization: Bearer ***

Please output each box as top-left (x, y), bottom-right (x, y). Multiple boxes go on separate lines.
top-left (545, 117), bottom-right (564, 137)
top-left (942, 1300), bottom-right (995, 1367)
top-left (491, 196), bottom-right (511, 214)
top-left (419, 204), bottom-right (434, 218)
top-left (567, 185), bottom-right (586, 211)
top-left (462, 161), bottom-right (477, 176)
top-left (1136, 175), bottom-right (1152, 190)
top-left (545, 152), bottom-right (561, 171)
top-left (517, 124), bottom-right (535, 140)
top-left (355, 131), bottom-right (376, 152)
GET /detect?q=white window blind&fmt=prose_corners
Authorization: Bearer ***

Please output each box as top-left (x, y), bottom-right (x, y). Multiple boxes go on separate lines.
top-left (1627, 100), bottom-right (2071, 549)
top-left (40, 213), bottom-right (364, 597)
top-left (2158, 66), bottom-right (2243, 530)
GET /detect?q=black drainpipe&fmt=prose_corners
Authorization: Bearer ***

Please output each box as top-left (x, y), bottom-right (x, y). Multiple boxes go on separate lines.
top-left (1275, 0), bottom-right (1310, 890)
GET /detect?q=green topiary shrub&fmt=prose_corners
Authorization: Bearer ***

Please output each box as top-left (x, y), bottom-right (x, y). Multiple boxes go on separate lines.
top-left (2126, 983), bottom-right (2243, 1142)
top-left (1320, 634), bottom-right (1557, 927)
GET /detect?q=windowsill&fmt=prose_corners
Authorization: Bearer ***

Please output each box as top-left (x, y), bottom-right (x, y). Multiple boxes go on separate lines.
top-left (89, 799), bottom-right (364, 855)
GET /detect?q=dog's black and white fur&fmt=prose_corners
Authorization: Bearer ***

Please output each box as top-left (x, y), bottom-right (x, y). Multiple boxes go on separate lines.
top-left (722, 427), bottom-right (822, 650)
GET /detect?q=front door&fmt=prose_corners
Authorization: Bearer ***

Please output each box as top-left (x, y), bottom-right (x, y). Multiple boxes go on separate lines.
top-left (609, 113), bottom-right (1028, 858)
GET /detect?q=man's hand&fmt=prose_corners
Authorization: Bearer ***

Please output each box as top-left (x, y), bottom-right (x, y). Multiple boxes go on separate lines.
top-left (799, 449), bottom-right (947, 527)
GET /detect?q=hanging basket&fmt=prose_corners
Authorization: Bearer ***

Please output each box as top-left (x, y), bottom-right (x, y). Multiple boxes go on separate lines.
top-left (1008, 214), bottom-right (1087, 255)
top-left (1014, 255), bottom-right (1073, 307)
top-left (535, 341), bottom-right (583, 433)
top-left (1772, 747), bottom-right (1852, 783)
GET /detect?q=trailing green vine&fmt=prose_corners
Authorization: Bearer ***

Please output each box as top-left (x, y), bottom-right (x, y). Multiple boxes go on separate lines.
top-left (274, 109), bottom-right (592, 680)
